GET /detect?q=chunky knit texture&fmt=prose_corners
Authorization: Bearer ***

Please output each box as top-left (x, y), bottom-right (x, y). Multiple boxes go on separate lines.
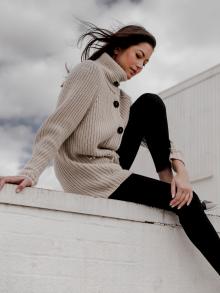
top-left (18, 52), bottom-right (185, 198)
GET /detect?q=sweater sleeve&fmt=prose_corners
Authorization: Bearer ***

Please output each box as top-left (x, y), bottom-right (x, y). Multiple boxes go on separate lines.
top-left (169, 140), bottom-right (185, 166)
top-left (17, 61), bottom-right (100, 185)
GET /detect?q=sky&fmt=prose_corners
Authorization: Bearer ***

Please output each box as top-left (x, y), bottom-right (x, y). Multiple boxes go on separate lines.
top-left (0, 0), bottom-right (220, 190)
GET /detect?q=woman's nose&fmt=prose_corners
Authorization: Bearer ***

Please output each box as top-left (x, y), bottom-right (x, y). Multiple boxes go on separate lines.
top-left (136, 63), bottom-right (143, 72)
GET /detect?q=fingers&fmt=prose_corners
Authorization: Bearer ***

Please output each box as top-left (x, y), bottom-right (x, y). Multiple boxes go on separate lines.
top-left (187, 191), bottom-right (193, 206)
top-left (170, 186), bottom-right (182, 206)
top-left (176, 192), bottom-right (190, 209)
top-left (170, 190), bottom-right (193, 209)
top-left (16, 178), bottom-right (32, 193)
top-left (0, 177), bottom-right (12, 190)
top-left (0, 176), bottom-right (32, 192)
top-left (171, 179), bottom-right (176, 198)
top-left (0, 176), bottom-right (21, 184)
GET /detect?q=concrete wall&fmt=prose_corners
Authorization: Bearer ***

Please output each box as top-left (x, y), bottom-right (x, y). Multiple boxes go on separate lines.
top-left (0, 184), bottom-right (219, 293)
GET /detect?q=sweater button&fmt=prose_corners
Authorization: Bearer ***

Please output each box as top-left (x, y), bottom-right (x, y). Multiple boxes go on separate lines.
top-left (113, 101), bottom-right (119, 108)
top-left (113, 81), bottom-right (119, 87)
top-left (89, 156), bottom-right (96, 160)
top-left (117, 127), bottom-right (124, 134)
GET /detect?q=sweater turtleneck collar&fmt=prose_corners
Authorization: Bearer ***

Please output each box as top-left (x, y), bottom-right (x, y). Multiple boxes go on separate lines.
top-left (95, 52), bottom-right (128, 87)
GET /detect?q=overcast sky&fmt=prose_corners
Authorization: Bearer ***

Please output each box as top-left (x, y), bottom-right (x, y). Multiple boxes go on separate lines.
top-left (0, 0), bottom-right (220, 190)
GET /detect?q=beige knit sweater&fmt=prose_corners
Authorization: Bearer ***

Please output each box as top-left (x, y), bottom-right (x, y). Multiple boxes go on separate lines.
top-left (18, 52), bottom-right (185, 198)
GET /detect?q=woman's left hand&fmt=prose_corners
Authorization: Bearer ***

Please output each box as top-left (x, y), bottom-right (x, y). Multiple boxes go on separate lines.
top-left (169, 172), bottom-right (193, 209)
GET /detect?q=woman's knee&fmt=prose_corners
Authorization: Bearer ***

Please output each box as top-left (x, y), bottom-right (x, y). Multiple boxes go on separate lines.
top-left (136, 93), bottom-right (166, 112)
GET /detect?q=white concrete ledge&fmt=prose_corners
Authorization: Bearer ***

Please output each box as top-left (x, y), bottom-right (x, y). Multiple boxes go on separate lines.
top-left (1, 184), bottom-right (220, 229)
top-left (0, 184), bottom-right (220, 292)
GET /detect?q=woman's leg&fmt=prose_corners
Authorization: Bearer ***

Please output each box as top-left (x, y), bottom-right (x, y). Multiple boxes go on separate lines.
top-left (109, 173), bottom-right (220, 275)
top-left (117, 93), bottom-right (172, 172)
top-left (112, 93), bottom-right (220, 275)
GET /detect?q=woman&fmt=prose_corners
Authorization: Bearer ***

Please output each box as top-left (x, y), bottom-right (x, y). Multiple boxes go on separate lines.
top-left (0, 21), bottom-right (219, 275)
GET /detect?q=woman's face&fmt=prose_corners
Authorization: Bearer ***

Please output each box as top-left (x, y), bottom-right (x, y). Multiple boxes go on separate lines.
top-left (113, 42), bottom-right (154, 79)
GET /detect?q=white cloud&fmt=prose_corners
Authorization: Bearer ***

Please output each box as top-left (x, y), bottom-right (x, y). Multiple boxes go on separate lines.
top-left (0, 124), bottom-right (33, 175)
top-left (0, 0), bottom-right (220, 190)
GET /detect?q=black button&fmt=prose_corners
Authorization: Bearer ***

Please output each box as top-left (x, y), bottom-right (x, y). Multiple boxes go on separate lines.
top-left (113, 101), bottom-right (119, 108)
top-left (117, 127), bottom-right (124, 134)
top-left (113, 81), bottom-right (119, 87)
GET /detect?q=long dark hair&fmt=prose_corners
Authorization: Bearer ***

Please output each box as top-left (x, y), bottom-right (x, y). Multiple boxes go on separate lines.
top-left (76, 20), bottom-right (156, 61)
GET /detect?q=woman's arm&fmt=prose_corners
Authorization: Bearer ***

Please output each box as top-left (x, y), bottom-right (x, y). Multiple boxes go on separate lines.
top-left (169, 158), bottom-right (193, 208)
top-left (169, 139), bottom-right (185, 167)
top-left (171, 158), bottom-right (188, 175)
top-left (158, 140), bottom-right (186, 183)
top-left (158, 140), bottom-right (193, 209)
top-left (17, 61), bottom-right (100, 185)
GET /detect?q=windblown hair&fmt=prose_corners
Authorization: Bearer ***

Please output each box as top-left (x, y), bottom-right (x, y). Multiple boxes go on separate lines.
top-left (76, 20), bottom-right (156, 61)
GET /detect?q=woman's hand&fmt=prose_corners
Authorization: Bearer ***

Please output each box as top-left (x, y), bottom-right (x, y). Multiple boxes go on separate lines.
top-left (169, 172), bottom-right (193, 209)
top-left (0, 176), bottom-right (33, 193)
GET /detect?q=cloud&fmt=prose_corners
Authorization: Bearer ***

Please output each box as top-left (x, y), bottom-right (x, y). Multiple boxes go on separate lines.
top-left (0, 0), bottom-right (220, 190)
top-left (96, 0), bottom-right (144, 8)
top-left (0, 124), bottom-right (33, 175)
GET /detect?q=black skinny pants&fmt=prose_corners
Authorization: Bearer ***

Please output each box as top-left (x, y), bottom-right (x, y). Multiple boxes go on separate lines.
top-left (109, 93), bottom-right (220, 275)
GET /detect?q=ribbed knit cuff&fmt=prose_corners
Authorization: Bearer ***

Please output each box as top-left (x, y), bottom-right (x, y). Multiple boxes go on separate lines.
top-left (169, 150), bottom-right (185, 166)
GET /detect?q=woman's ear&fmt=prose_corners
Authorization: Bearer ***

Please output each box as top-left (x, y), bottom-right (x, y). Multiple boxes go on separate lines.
top-left (113, 47), bottom-right (122, 60)
top-left (114, 47), bottom-right (121, 55)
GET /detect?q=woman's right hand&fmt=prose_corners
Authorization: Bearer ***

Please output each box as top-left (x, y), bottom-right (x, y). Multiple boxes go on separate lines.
top-left (0, 176), bottom-right (33, 193)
